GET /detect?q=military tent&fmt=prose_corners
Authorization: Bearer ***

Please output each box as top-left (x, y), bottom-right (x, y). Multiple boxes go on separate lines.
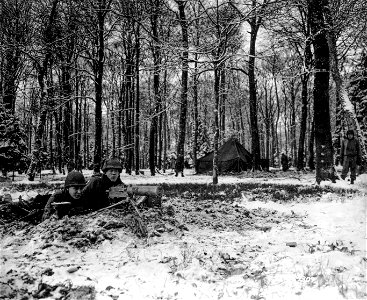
top-left (197, 138), bottom-right (252, 173)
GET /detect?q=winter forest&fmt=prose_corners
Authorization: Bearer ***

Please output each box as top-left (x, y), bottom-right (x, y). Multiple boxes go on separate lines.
top-left (1, 0), bottom-right (367, 183)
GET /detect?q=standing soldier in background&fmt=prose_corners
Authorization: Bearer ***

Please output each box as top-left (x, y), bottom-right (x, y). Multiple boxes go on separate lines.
top-left (340, 129), bottom-right (362, 184)
top-left (281, 153), bottom-right (289, 171)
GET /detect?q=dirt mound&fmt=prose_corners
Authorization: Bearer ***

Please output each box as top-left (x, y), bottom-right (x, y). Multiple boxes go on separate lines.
top-left (166, 197), bottom-right (301, 232)
top-left (1, 192), bottom-right (302, 254)
top-left (0, 194), bottom-right (51, 224)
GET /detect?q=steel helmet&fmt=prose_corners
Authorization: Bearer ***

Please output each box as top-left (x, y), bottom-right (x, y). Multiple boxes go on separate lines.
top-left (346, 129), bottom-right (354, 136)
top-left (102, 157), bottom-right (123, 172)
top-left (64, 171), bottom-right (86, 188)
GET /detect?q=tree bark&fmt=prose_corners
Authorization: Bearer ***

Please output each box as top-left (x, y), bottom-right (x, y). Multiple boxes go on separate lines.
top-left (309, 0), bottom-right (336, 183)
top-left (124, 37), bottom-right (134, 175)
top-left (27, 0), bottom-right (59, 180)
top-left (134, 23), bottom-right (141, 175)
top-left (93, 1), bottom-right (107, 174)
top-left (297, 74), bottom-right (309, 170)
top-left (220, 67), bottom-right (226, 135)
top-left (290, 82), bottom-right (297, 166)
top-left (213, 64), bottom-right (220, 184)
top-left (61, 66), bottom-right (73, 169)
top-left (308, 120), bottom-right (315, 170)
top-left (192, 2), bottom-right (200, 174)
top-left (149, 0), bottom-right (161, 176)
top-left (297, 10), bottom-right (312, 171)
top-left (175, 0), bottom-right (189, 177)
top-left (324, 4), bottom-right (367, 163)
top-left (248, 16), bottom-right (261, 170)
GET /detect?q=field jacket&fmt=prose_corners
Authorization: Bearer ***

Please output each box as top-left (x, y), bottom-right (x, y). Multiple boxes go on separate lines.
top-left (42, 189), bottom-right (85, 220)
top-left (340, 138), bottom-right (361, 158)
top-left (82, 174), bottom-right (123, 210)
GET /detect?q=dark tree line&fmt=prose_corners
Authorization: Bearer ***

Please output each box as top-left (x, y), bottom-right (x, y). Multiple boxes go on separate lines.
top-left (0, 0), bottom-right (366, 183)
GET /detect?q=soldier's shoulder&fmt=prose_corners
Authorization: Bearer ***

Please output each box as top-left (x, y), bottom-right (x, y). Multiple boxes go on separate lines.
top-left (48, 189), bottom-right (68, 202)
top-left (88, 175), bottom-right (103, 183)
top-left (50, 189), bottom-right (64, 197)
top-left (85, 175), bottom-right (104, 189)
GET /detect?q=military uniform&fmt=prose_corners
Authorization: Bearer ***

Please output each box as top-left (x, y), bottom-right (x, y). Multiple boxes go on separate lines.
top-left (340, 130), bottom-right (361, 184)
top-left (42, 171), bottom-right (87, 220)
top-left (82, 174), bottom-right (123, 209)
top-left (82, 157), bottom-right (124, 209)
top-left (42, 189), bottom-right (87, 220)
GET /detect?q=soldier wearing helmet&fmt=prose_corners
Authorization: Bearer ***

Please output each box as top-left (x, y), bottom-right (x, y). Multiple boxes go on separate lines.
top-left (340, 129), bottom-right (362, 184)
top-left (82, 157), bottom-right (124, 210)
top-left (42, 171), bottom-right (87, 220)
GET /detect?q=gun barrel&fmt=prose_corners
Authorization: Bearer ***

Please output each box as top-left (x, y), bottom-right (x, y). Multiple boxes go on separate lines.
top-left (126, 185), bottom-right (161, 196)
top-left (51, 202), bottom-right (71, 206)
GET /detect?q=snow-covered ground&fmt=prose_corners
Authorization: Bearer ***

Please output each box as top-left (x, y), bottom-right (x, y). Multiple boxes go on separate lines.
top-left (0, 169), bottom-right (366, 299)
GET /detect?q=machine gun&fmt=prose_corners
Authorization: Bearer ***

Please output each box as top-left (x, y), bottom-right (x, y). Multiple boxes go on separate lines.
top-left (108, 185), bottom-right (162, 207)
top-left (47, 185), bottom-right (161, 218)
top-left (51, 185), bottom-right (162, 217)
top-left (87, 184), bottom-right (161, 215)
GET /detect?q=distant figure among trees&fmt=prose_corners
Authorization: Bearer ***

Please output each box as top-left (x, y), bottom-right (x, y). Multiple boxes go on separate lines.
top-left (281, 153), bottom-right (290, 171)
top-left (340, 130), bottom-right (361, 184)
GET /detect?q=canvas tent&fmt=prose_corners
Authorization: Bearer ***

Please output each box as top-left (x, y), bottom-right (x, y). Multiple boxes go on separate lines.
top-left (197, 138), bottom-right (252, 173)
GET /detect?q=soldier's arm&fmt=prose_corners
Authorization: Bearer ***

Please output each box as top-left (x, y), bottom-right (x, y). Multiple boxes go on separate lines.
top-left (82, 177), bottom-right (97, 198)
top-left (82, 177), bottom-right (104, 209)
top-left (42, 192), bottom-right (57, 221)
top-left (356, 140), bottom-right (362, 163)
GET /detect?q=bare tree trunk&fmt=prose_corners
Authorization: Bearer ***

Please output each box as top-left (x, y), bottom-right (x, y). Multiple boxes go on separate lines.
top-left (162, 67), bottom-right (169, 173)
top-left (282, 85), bottom-right (288, 155)
top-left (157, 96), bottom-right (163, 170)
top-left (220, 67), bottom-right (226, 136)
top-left (125, 44), bottom-right (134, 175)
top-left (308, 120), bottom-right (315, 170)
top-left (149, 0), bottom-right (161, 176)
top-left (175, 0), bottom-right (189, 178)
top-left (309, 0), bottom-right (336, 183)
top-left (61, 66), bottom-right (73, 170)
top-left (213, 64), bottom-right (220, 184)
top-left (49, 111), bottom-right (54, 173)
top-left (27, 0), bottom-right (59, 181)
top-left (83, 100), bottom-right (88, 169)
top-left (149, 73), bottom-right (159, 177)
top-left (134, 24), bottom-right (140, 175)
top-left (264, 85), bottom-right (270, 161)
top-left (111, 97), bottom-right (116, 157)
top-left (92, 0), bottom-right (110, 174)
top-left (192, 3), bottom-right (200, 174)
top-left (324, 4), bottom-right (367, 163)
top-left (47, 68), bottom-right (55, 174)
top-left (297, 76), bottom-right (309, 170)
top-left (274, 73), bottom-right (281, 166)
top-left (56, 106), bottom-right (63, 173)
top-left (248, 18), bottom-right (261, 170)
top-left (118, 84), bottom-right (123, 159)
top-left (192, 60), bottom-right (199, 173)
top-left (162, 104), bottom-right (167, 173)
top-left (290, 82), bottom-right (297, 166)
top-left (297, 20), bottom-right (312, 171)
